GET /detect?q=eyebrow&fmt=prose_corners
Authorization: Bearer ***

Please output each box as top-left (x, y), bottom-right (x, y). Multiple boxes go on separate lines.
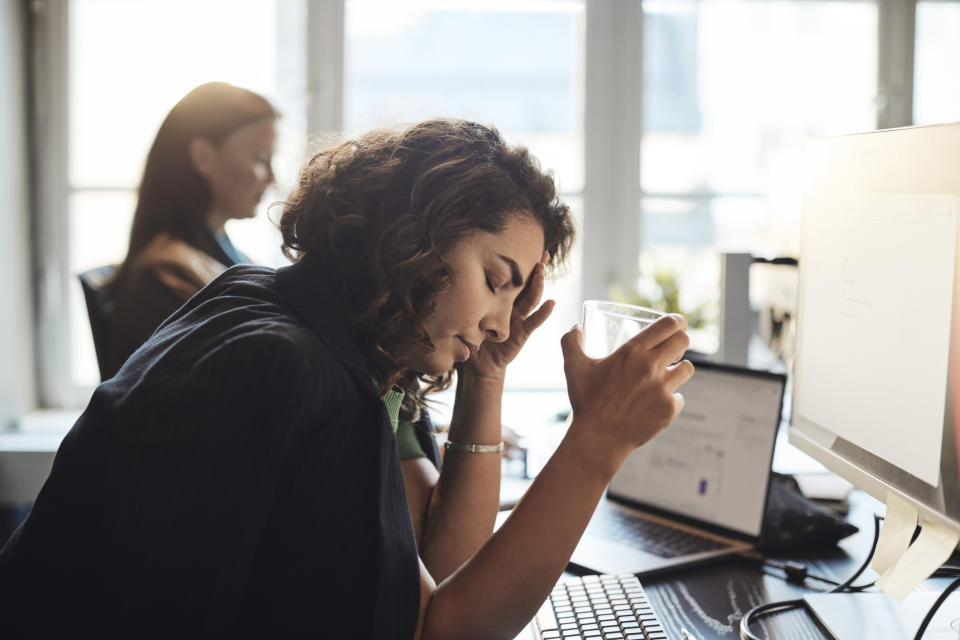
top-left (497, 254), bottom-right (524, 288)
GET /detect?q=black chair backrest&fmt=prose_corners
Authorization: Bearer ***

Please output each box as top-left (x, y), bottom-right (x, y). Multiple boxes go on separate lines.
top-left (78, 264), bottom-right (117, 381)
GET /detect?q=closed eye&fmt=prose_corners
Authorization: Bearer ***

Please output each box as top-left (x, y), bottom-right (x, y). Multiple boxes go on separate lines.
top-left (485, 273), bottom-right (496, 293)
top-left (496, 254), bottom-right (524, 288)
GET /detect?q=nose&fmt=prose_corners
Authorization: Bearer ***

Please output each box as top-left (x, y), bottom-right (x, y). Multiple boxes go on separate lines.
top-left (481, 298), bottom-right (513, 343)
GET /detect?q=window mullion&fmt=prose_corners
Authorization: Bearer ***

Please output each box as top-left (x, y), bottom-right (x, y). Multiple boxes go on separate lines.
top-left (306, 0), bottom-right (345, 136)
top-left (582, 0), bottom-right (644, 300)
top-left (878, 0), bottom-right (917, 128)
top-left (32, 0), bottom-right (75, 408)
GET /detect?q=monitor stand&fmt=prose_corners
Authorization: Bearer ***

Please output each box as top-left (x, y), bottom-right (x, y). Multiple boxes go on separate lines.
top-left (803, 591), bottom-right (960, 639)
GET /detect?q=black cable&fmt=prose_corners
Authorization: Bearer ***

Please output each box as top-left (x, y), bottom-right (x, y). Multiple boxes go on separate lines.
top-left (829, 513), bottom-right (882, 593)
top-left (742, 512), bottom-right (960, 640)
top-left (762, 555), bottom-right (958, 595)
top-left (759, 514), bottom-right (883, 593)
top-left (749, 568), bottom-right (960, 640)
top-left (739, 514), bottom-right (884, 639)
top-left (914, 575), bottom-right (960, 640)
top-left (762, 561), bottom-right (842, 587)
top-left (739, 600), bottom-right (805, 640)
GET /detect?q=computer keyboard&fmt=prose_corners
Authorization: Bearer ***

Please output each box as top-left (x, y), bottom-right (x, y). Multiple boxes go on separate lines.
top-left (533, 574), bottom-right (670, 639)
top-left (589, 508), bottom-right (728, 558)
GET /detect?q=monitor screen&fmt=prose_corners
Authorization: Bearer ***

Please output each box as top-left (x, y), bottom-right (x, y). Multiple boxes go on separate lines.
top-left (789, 123), bottom-right (960, 533)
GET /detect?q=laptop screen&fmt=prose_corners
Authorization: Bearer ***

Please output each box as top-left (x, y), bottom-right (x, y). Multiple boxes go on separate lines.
top-left (608, 363), bottom-right (786, 538)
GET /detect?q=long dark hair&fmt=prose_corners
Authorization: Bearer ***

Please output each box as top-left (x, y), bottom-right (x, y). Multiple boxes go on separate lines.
top-left (280, 119), bottom-right (575, 412)
top-left (126, 82), bottom-right (278, 257)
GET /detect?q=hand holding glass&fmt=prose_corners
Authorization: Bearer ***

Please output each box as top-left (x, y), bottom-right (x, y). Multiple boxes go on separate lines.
top-left (581, 300), bottom-right (666, 359)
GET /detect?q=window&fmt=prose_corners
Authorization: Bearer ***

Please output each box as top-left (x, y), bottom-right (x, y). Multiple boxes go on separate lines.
top-left (914, 1), bottom-right (960, 125)
top-left (33, 0), bottom-right (952, 411)
top-left (639, 0), bottom-right (878, 353)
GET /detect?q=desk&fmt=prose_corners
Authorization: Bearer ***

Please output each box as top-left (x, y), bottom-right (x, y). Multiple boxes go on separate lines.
top-left (558, 491), bottom-right (958, 639)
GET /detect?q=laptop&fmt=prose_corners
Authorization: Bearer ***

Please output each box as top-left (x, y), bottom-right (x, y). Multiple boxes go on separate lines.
top-left (568, 360), bottom-right (787, 577)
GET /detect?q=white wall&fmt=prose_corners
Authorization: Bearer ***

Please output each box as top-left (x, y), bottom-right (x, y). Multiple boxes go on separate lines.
top-left (0, 1), bottom-right (37, 428)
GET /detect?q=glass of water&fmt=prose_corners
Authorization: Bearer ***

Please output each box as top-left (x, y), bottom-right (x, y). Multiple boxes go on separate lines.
top-left (581, 300), bottom-right (665, 359)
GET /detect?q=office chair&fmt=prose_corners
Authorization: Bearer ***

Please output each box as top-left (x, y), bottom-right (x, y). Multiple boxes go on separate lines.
top-left (77, 264), bottom-right (117, 381)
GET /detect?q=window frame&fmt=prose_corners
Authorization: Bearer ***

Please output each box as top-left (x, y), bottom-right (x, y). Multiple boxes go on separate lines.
top-left (32, 0), bottom-right (73, 408)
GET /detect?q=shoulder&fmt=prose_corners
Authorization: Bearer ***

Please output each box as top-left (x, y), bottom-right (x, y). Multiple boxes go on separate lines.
top-left (107, 319), bottom-right (355, 453)
top-left (119, 267), bottom-right (349, 390)
top-left (112, 265), bottom-right (378, 423)
top-left (131, 232), bottom-right (227, 300)
top-left (196, 302), bottom-right (365, 406)
top-left (159, 264), bottom-right (284, 326)
top-left (193, 323), bottom-right (328, 383)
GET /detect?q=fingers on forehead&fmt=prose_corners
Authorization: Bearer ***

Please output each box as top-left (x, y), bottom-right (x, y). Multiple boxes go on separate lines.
top-left (517, 267), bottom-right (545, 309)
top-left (520, 262), bottom-right (544, 294)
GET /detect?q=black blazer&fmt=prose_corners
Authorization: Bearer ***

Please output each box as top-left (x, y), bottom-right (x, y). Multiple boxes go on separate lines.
top-left (0, 258), bottom-right (433, 638)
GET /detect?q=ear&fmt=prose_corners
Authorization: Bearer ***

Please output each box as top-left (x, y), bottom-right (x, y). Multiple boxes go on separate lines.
top-left (188, 137), bottom-right (217, 177)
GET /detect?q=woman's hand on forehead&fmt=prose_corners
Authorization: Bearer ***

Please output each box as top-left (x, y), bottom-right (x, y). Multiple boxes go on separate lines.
top-left (461, 252), bottom-right (552, 380)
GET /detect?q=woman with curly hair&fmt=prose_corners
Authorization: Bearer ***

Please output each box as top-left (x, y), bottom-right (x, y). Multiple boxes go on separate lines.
top-left (0, 119), bottom-right (693, 638)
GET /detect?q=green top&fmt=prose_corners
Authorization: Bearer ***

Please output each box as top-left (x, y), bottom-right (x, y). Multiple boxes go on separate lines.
top-left (382, 385), bottom-right (426, 460)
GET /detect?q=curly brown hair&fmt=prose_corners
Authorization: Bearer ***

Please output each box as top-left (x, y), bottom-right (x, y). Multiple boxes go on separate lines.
top-left (279, 118), bottom-right (575, 414)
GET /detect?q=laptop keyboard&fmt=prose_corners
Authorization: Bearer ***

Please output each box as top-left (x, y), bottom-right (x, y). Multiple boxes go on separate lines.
top-left (534, 574), bottom-right (669, 639)
top-left (588, 508), bottom-right (729, 558)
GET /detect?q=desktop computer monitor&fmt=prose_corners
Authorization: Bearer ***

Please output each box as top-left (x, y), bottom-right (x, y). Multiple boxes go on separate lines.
top-left (788, 122), bottom-right (960, 637)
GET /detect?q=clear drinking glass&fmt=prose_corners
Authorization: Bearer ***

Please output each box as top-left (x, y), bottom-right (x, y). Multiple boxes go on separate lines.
top-left (581, 300), bottom-right (665, 359)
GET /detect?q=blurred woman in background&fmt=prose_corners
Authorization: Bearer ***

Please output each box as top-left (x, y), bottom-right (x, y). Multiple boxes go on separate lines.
top-left (104, 81), bottom-right (278, 378)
